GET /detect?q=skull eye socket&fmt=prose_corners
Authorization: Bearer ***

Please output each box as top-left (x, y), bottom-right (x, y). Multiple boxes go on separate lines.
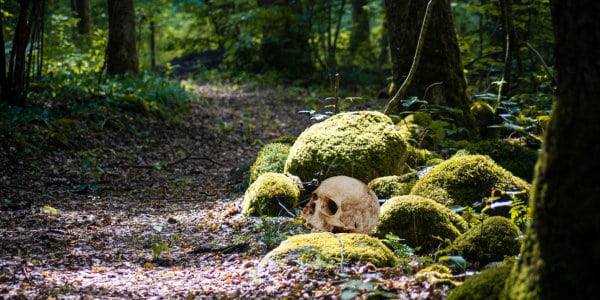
top-left (323, 198), bottom-right (338, 215)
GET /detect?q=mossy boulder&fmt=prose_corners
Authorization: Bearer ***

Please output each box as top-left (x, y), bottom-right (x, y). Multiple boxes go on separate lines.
top-left (470, 101), bottom-right (500, 140)
top-left (249, 142), bottom-right (292, 185)
top-left (416, 264), bottom-right (460, 287)
top-left (410, 155), bottom-right (531, 208)
top-left (446, 259), bottom-right (515, 300)
top-left (463, 140), bottom-right (539, 182)
top-left (374, 195), bottom-right (468, 253)
top-left (452, 216), bottom-right (522, 266)
top-left (284, 111), bottom-right (408, 183)
top-left (368, 172), bottom-right (418, 199)
top-left (241, 173), bottom-right (300, 217)
top-left (259, 233), bottom-right (396, 270)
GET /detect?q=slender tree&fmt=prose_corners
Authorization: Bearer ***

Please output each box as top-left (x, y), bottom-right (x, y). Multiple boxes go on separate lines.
top-left (349, 0), bottom-right (371, 61)
top-left (71, 0), bottom-right (91, 35)
top-left (257, 0), bottom-right (313, 78)
top-left (503, 1), bottom-right (600, 298)
top-left (106, 0), bottom-right (138, 75)
top-left (383, 0), bottom-right (477, 137)
top-left (0, 0), bottom-right (45, 106)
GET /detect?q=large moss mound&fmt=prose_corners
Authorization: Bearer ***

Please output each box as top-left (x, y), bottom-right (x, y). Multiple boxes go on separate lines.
top-left (241, 173), bottom-right (300, 217)
top-left (284, 111), bottom-right (408, 183)
top-left (259, 232), bottom-right (396, 270)
top-left (249, 142), bottom-right (292, 185)
top-left (410, 154), bottom-right (531, 208)
top-left (464, 140), bottom-right (539, 182)
top-left (374, 195), bottom-right (468, 253)
top-left (446, 259), bottom-right (515, 300)
top-left (452, 216), bottom-right (522, 265)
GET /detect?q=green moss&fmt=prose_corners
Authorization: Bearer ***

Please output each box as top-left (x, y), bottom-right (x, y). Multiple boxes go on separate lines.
top-left (464, 140), bottom-right (539, 182)
top-left (452, 216), bottom-right (522, 266)
top-left (405, 144), bottom-right (443, 168)
top-left (416, 264), bottom-right (460, 287)
top-left (470, 101), bottom-right (500, 140)
top-left (374, 195), bottom-right (468, 253)
top-left (368, 173), bottom-right (418, 199)
top-left (284, 111), bottom-right (408, 183)
top-left (410, 155), bottom-right (531, 208)
top-left (269, 135), bottom-right (297, 145)
top-left (447, 259), bottom-right (515, 300)
top-left (249, 142), bottom-right (292, 185)
top-left (260, 232), bottom-right (397, 269)
top-left (241, 173), bottom-right (300, 217)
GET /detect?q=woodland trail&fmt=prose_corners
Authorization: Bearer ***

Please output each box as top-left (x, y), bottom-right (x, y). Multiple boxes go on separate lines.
top-left (0, 83), bottom-right (447, 299)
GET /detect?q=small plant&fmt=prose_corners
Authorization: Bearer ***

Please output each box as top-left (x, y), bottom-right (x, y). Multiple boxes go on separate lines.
top-left (149, 224), bottom-right (180, 260)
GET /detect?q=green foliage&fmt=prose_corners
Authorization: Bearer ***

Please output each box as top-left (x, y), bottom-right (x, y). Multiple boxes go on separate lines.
top-left (394, 97), bottom-right (468, 150)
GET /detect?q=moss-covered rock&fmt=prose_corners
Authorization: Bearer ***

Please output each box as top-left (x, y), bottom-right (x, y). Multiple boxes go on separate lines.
top-left (241, 173), bottom-right (300, 217)
top-left (416, 264), bottom-right (460, 287)
top-left (464, 140), bottom-right (539, 182)
top-left (249, 142), bottom-right (292, 185)
top-left (410, 155), bottom-right (531, 208)
top-left (259, 232), bottom-right (397, 270)
top-left (374, 195), bottom-right (468, 253)
top-left (452, 216), bottom-right (522, 266)
top-left (284, 111), bottom-right (408, 183)
top-left (470, 101), bottom-right (500, 140)
top-left (446, 259), bottom-right (515, 300)
top-left (368, 173), bottom-right (418, 199)
top-left (405, 144), bottom-right (443, 168)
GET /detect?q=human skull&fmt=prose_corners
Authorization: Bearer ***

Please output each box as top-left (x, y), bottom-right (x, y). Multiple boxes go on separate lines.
top-left (301, 176), bottom-right (380, 233)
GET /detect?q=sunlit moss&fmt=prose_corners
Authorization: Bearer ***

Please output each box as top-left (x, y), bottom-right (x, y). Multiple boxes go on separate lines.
top-left (260, 232), bottom-right (397, 269)
top-left (368, 172), bottom-right (418, 199)
top-left (241, 173), bottom-right (300, 217)
top-left (249, 142), bottom-right (292, 185)
top-left (374, 195), bottom-right (468, 253)
top-left (284, 111), bottom-right (408, 183)
top-left (410, 154), bottom-right (531, 208)
top-left (452, 216), bottom-right (522, 266)
top-left (416, 264), bottom-right (460, 287)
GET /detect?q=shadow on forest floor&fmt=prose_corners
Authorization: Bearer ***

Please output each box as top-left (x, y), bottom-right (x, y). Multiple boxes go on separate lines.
top-left (0, 83), bottom-right (447, 299)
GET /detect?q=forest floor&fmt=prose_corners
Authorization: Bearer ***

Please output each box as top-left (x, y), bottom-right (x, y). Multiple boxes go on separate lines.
top-left (0, 82), bottom-right (449, 299)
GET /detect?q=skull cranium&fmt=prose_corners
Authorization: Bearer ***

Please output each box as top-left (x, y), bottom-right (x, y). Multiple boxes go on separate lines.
top-left (301, 176), bottom-right (380, 233)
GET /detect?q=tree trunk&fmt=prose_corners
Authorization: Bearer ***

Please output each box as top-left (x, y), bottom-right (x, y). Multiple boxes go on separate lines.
top-left (384, 0), bottom-right (476, 137)
top-left (497, 0), bottom-right (517, 102)
top-left (71, 0), bottom-right (91, 35)
top-left (106, 0), bottom-right (139, 76)
top-left (349, 0), bottom-right (371, 60)
top-left (257, 0), bottom-right (313, 78)
top-left (4, 0), bottom-right (33, 106)
top-left (503, 1), bottom-right (600, 299)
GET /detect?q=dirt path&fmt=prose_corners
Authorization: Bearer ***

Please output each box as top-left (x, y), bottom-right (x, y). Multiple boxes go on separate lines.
top-left (0, 83), bottom-right (446, 299)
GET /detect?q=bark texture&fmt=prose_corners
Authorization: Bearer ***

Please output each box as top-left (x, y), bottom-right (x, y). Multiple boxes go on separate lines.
top-left (503, 1), bottom-right (600, 299)
top-left (107, 0), bottom-right (139, 76)
top-left (384, 0), bottom-right (476, 136)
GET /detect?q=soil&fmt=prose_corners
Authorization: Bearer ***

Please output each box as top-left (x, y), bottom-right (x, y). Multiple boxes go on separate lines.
top-left (0, 82), bottom-right (450, 299)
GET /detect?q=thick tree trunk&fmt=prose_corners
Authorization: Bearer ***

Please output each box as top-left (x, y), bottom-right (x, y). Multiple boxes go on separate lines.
top-left (71, 0), bottom-right (91, 35)
top-left (106, 0), bottom-right (139, 76)
top-left (503, 1), bottom-right (600, 299)
top-left (349, 0), bottom-right (371, 60)
top-left (257, 0), bottom-right (313, 78)
top-left (384, 0), bottom-right (476, 137)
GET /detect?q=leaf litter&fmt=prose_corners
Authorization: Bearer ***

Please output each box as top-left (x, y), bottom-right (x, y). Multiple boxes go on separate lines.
top-left (0, 83), bottom-right (449, 299)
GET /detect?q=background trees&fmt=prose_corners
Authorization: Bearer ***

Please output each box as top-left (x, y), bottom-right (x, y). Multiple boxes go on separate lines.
top-left (106, 0), bottom-right (138, 75)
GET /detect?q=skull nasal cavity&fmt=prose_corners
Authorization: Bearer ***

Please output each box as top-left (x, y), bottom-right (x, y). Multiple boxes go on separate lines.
top-left (324, 199), bottom-right (338, 215)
